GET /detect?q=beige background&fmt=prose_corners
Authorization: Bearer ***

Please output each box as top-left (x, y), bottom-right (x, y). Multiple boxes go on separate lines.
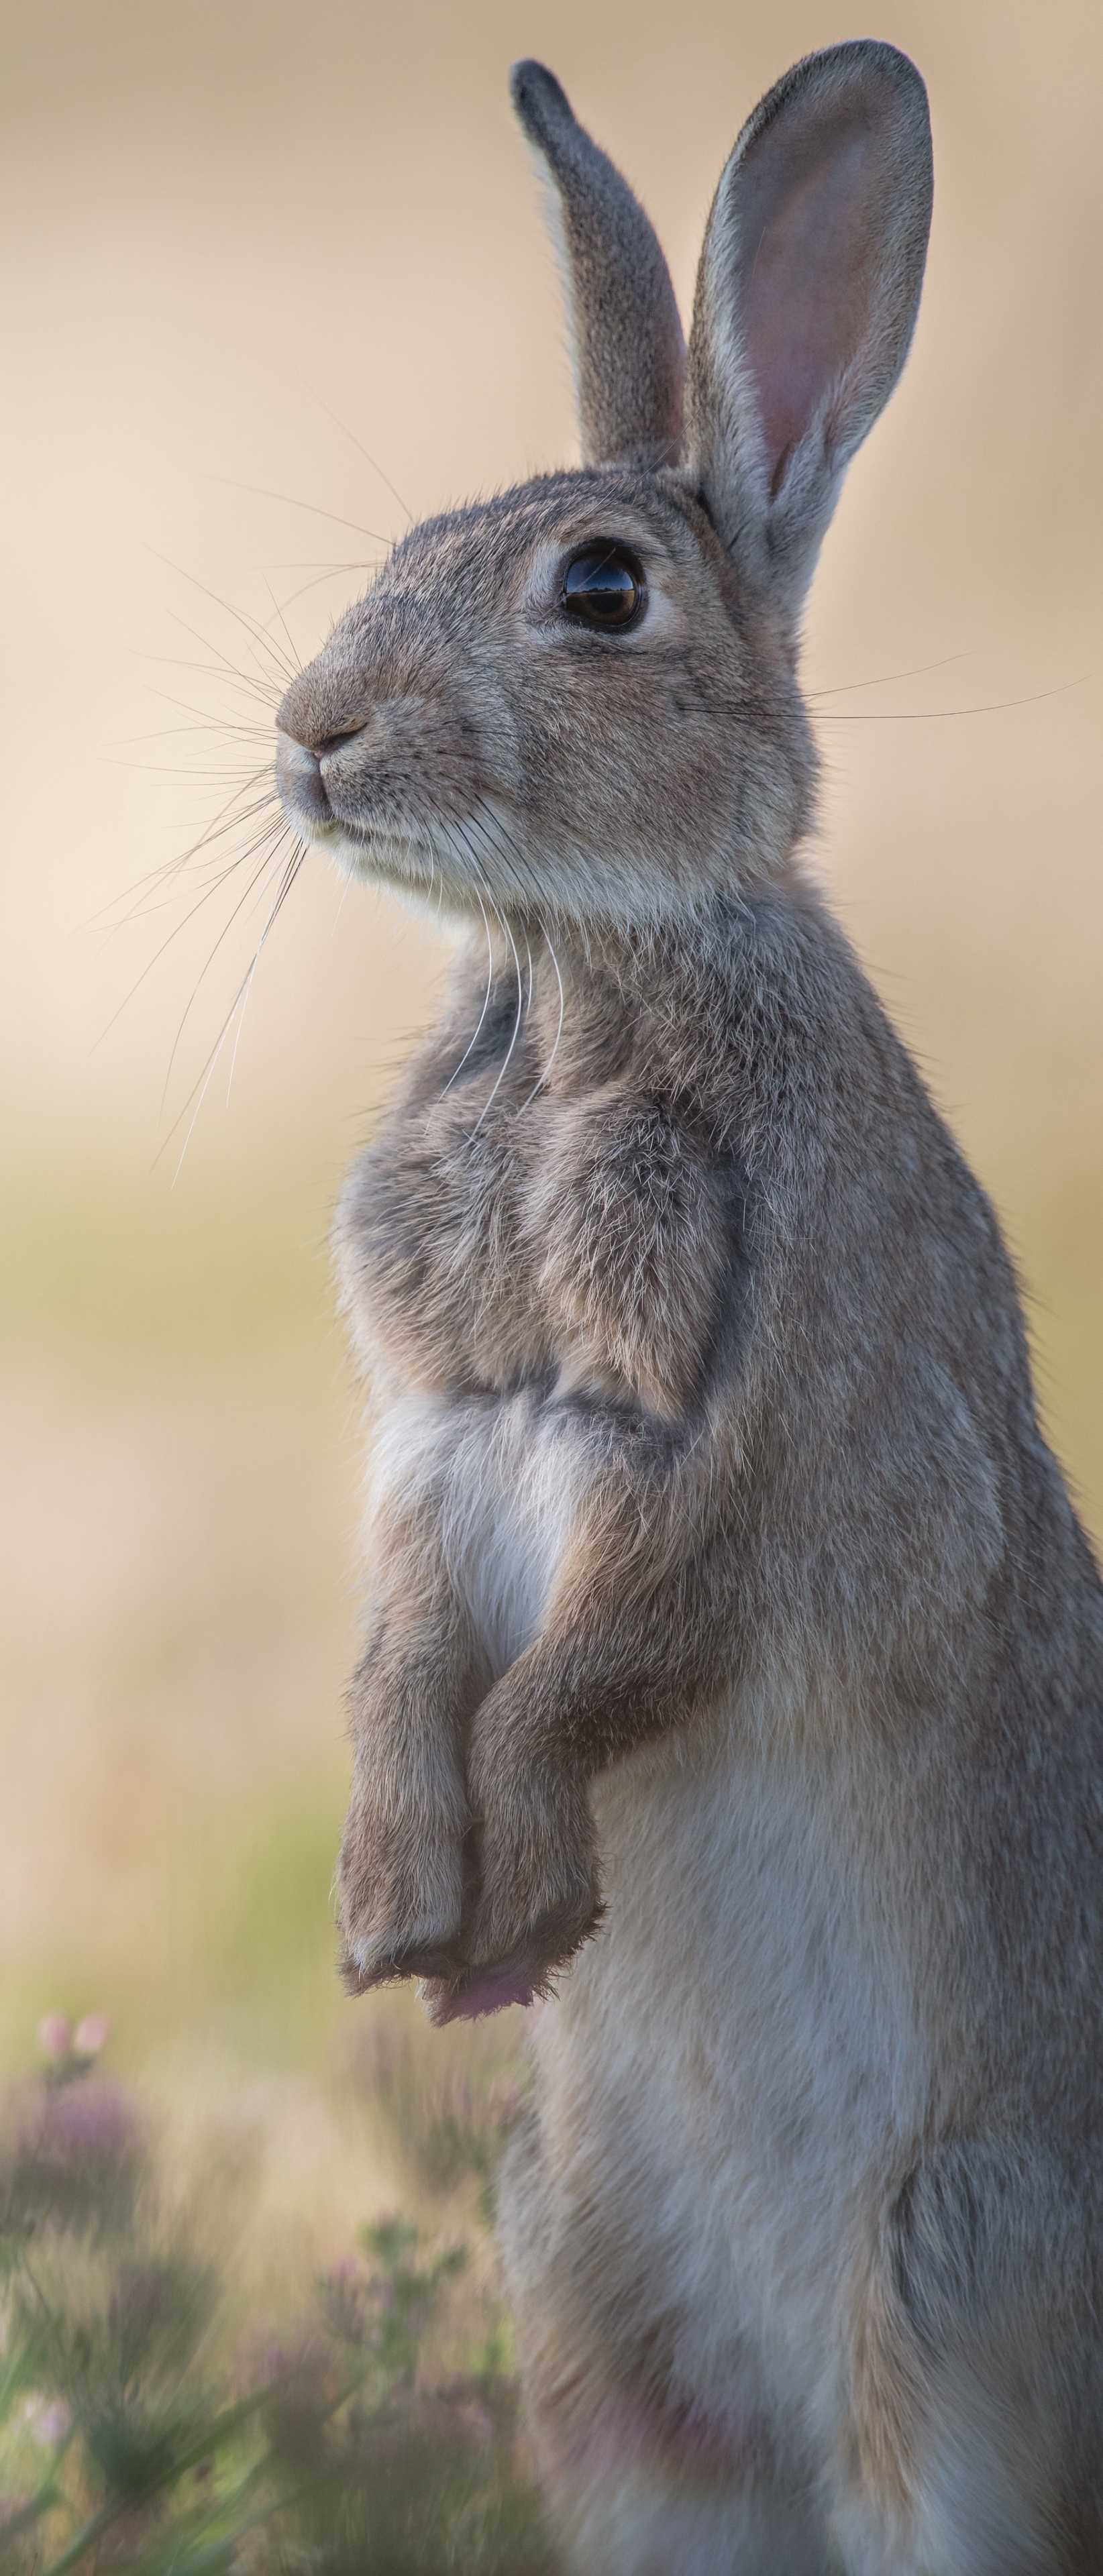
top-left (1, 0), bottom-right (1100, 2161)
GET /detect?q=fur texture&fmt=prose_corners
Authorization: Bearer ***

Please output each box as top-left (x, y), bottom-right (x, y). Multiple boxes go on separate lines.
top-left (274, 42), bottom-right (1103, 2570)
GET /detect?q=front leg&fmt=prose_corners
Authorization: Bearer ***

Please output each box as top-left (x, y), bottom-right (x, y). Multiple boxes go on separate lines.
top-left (339, 1499), bottom-right (486, 1991)
top-left (427, 1460), bottom-right (731, 2020)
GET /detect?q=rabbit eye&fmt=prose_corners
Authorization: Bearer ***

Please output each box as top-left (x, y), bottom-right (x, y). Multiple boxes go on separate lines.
top-left (561, 543), bottom-right (645, 630)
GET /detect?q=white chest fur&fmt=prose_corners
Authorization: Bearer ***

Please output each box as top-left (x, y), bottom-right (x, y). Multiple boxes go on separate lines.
top-left (366, 1378), bottom-right (590, 1676)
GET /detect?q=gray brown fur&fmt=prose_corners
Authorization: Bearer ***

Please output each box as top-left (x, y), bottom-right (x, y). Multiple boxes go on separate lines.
top-left (511, 61), bottom-right (685, 471)
top-left (274, 40), bottom-right (1103, 2571)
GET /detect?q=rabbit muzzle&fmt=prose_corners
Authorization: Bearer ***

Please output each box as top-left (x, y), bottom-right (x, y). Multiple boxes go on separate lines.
top-left (275, 674), bottom-right (487, 882)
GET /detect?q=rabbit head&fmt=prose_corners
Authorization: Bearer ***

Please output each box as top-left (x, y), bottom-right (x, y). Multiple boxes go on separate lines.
top-left (276, 43), bottom-right (933, 933)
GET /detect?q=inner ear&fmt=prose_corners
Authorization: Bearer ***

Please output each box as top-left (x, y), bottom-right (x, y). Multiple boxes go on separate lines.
top-left (685, 43), bottom-right (933, 608)
top-left (737, 107), bottom-right (896, 493)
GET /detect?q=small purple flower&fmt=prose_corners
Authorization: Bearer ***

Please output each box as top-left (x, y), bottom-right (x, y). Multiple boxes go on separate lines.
top-left (36, 2400), bottom-right (73, 2445)
top-left (74, 2014), bottom-right (110, 2057)
top-left (38, 2015), bottom-right (72, 2063)
top-left (38, 2078), bottom-right (138, 2163)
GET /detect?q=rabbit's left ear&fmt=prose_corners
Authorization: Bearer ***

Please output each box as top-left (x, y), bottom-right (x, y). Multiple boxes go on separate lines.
top-left (686, 42), bottom-right (933, 619)
top-left (511, 62), bottom-right (685, 470)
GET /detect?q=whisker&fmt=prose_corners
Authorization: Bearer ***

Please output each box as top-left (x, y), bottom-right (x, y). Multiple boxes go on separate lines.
top-left (158, 820), bottom-right (294, 1109)
top-left (260, 560), bottom-right (382, 615)
top-left (109, 714), bottom-right (274, 749)
top-left (808, 652), bottom-right (968, 700)
top-left (95, 830), bottom-right (273, 1046)
top-left (262, 571), bottom-right (302, 672)
top-left (93, 803), bottom-right (282, 971)
top-left (471, 796), bottom-right (538, 898)
top-left (225, 841), bottom-right (303, 1105)
top-left (819, 676), bottom-right (1089, 723)
top-left (290, 364), bottom-right (412, 524)
top-left (464, 847), bottom-right (525, 1139)
top-left (331, 868), bottom-right (354, 938)
top-left (145, 549), bottom-right (299, 687)
top-left (162, 843), bottom-right (307, 1183)
top-left (92, 772), bottom-right (280, 930)
top-left (154, 617), bottom-right (287, 709)
top-left (199, 474), bottom-right (391, 546)
top-left (439, 864), bottom-right (495, 1096)
top-left (138, 645), bottom-right (283, 708)
top-left (516, 920), bottom-right (564, 1114)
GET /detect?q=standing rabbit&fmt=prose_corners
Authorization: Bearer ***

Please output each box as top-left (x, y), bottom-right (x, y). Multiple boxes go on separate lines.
top-left (274, 42), bottom-right (1103, 2572)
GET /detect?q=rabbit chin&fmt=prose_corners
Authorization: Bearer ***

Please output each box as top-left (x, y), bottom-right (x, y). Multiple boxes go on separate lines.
top-left (312, 810), bottom-right (766, 939)
top-left (292, 793), bottom-right (773, 948)
top-left (310, 815), bottom-right (442, 901)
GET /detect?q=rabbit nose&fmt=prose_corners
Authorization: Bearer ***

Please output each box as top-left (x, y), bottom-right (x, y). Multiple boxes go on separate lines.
top-left (276, 667), bottom-right (370, 755)
top-left (285, 723), bottom-right (364, 761)
top-left (275, 726), bottom-right (342, 826)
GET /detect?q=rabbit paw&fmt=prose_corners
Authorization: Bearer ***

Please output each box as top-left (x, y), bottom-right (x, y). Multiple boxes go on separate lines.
top-left (337, 1772), bottom-right (466, 1993)
top-left (423, 1760), bottom-right (602, 2023)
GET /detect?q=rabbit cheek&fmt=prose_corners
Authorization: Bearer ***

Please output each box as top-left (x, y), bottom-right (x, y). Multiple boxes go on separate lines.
top-left (323, 695), bottom-right (478, 845)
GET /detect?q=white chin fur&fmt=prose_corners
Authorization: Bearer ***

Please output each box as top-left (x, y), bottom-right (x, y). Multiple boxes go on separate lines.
top-left (321, 822), bottom-right (439, 896)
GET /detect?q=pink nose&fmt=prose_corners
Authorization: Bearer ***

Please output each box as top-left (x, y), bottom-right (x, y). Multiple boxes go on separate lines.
top-left (275, 727), bottom-right (333, 826)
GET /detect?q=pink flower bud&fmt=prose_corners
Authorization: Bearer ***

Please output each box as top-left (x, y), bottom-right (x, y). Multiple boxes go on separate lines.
top-left (74, 2013), bottom-right (110, 2056)
top-left (37, 2401), bottom-right (73, 2445)
top-left (38, 2015), bottom-right (72, 2061)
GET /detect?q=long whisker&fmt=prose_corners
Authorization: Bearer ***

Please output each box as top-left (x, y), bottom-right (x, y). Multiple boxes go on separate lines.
top-left (160, 842), bottom-right (307, 1182)
top-left (225, 844), bottom-right (300, 1106)
top-left (290, 364), bottom-right (412, 524)
top-left (807, 653), bottom-right (968, 700)
top-left (144, 626), bottom-right (288, 731)
top-left (445, 804), bottom-right (566, 1116)
top-left (262, 572), bottom-right (302, 674)
top-left (93, 797), bottom-right (285, 1020)
top-left (470, 796), bottom-right (539, 902)
top-left (140, 641), bottom-right (285, 708)
top-left (516, 920), bottom-right (565, 1115)
top-left (158, 820), bottom-right (295, 1108)
top-left (93, 772), bottom-right (281, 932)
top-left (466, 858), bottom-right (524, 1139)
top-left (258, 559), bottom-right (382, 616)
top-left (199, 474), bottom-right (391, 546)
top-left (109, 714), bottom-right (274, 749)
top-left (144, 549), bottom-right (299, 686)
top-left (440, 868), bottom-right (495, 1095)
top-left (819, 676), bottom-right (1090, 724)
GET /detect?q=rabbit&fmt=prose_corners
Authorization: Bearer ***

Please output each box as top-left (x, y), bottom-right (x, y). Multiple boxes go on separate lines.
top-left (273, 39), bottom-right (1103, 2575)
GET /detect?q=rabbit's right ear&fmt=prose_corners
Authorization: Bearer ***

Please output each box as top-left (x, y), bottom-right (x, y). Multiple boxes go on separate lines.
top-left (685, 42), bottom-right (933, 621)
top-left (510, 61), bottom-right (685, 471)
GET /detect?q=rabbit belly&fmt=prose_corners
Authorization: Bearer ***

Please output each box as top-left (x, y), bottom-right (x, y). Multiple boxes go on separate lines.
top-left (499, 1705), bottom-right (929, 2544)
top-left (369, 1385), bottom-right (588, 1676)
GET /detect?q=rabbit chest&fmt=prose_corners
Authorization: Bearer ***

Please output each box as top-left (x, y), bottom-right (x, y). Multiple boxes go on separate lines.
top-left (337, 1069), bottom-right (739, 1672)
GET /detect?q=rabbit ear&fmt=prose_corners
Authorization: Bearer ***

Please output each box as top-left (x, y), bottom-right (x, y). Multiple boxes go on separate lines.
top-left (685, 41), bottom-right (933, 617)
top-left (510, 61), bottom-right (685, 470)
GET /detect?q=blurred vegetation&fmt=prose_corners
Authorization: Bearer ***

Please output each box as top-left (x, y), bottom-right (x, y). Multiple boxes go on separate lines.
top-left (0, 2023), bottom-right (552, 2575)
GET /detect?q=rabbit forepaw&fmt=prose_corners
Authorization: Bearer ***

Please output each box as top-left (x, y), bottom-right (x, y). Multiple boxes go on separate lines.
top-left (337, 1775), bottom-right (466, 1992)
top-left (422, 1769), bottom-right (603, 2023)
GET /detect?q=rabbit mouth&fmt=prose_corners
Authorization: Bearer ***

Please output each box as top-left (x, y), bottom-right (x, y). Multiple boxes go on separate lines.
top-left (274, 727), bottom-right (425, 874)
top-left (274, 706), bottom-right (505, 902)
top-left (275, 729), bottom-right (539, 914)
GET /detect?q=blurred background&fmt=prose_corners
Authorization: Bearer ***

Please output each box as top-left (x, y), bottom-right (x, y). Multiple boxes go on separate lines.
top-left (1, 0), bottom-right (1100, 2290)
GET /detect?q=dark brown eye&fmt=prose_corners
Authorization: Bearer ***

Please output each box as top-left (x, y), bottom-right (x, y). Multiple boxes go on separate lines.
top-left (561, 543), bottom-right (645, 630)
